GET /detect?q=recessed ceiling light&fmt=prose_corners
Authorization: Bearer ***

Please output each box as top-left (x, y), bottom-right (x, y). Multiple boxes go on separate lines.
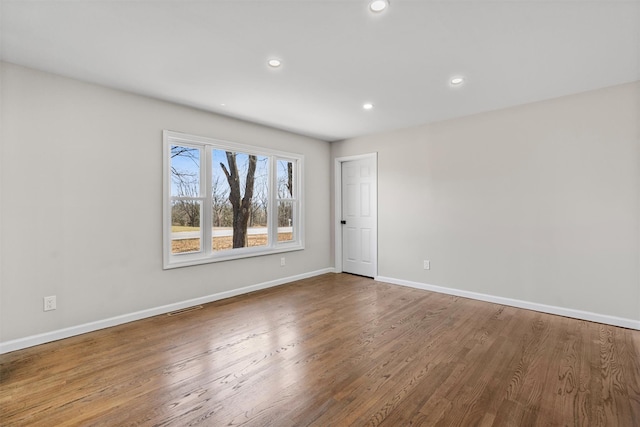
top-left (363, 103), bottom-right (374, 110)
top-left (268, 58), bottom-right (282, 68)
top-left (369, 0), bottom-right (388, 13)
top-left (450, 76), bottom-right (465, 86)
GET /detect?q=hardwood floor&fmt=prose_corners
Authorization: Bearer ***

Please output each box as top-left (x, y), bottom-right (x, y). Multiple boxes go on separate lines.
top-left (2, 273), bottom-right (639, 426)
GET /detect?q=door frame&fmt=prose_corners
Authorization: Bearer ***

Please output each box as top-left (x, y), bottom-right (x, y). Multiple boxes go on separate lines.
top-left (334, 152), bottom-right (378, 276)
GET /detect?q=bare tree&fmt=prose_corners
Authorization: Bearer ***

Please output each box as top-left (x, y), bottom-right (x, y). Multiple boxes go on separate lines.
top-left (174, 179), bottom-right (200, 227)
top-left (277, 160), bottom-right (294, 198)
top-left (170, 146), bottom-right (200, 227)
top-left (248, 157), bottom-right (269, 228)
top-left (220, 152), bottom-right (257, 248)
top-left (287, 162), bottom-right (293, 197)
top-left (211, 174), bottom-right (229, 227)
top-left (252, 177), bottom-right (268, 227)
top-left (276, 160), bottom-right (295, 229)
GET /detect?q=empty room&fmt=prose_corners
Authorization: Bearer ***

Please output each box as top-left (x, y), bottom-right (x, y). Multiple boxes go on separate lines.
top-left (1, 0), bottom-right (639, 426)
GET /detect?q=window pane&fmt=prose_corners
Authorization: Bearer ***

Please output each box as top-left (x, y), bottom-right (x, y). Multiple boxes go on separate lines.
top-left (170, 145), bottom-right (200, 197)
top-left (164, 131), bottom-right (304, 268)
top-left (212, 226), bottom-right (269, 251)
top-left (277, 160), bottom-right (294, 199)
top-left (212, 149), bottom-right (269, 250)
top-left (171, 200), bottom-right (201, 254)
top-left (278, 200), bottom-right (294, 242)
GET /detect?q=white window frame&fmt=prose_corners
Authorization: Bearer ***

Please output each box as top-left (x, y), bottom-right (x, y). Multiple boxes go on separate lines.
top-left (163, 130), bottom-right (304, 269)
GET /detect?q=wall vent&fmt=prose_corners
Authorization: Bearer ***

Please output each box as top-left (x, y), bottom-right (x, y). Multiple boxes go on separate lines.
top-left (167, 305), bottom-right (203, 316)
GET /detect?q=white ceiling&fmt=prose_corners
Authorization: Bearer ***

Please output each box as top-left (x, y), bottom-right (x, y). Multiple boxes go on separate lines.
top-left (2, 0), bottom-right (639, 142)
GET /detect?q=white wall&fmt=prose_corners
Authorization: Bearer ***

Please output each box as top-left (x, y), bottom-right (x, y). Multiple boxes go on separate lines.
top-left (0, 62), bottom-right (332, 346)
top-left (2, 61), bottom-right (638, 352)
top-left (332, 82), bottom-right (640, 324)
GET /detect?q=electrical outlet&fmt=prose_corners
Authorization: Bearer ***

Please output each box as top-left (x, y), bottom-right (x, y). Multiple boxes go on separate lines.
top-left (423, 260), bottom-right (430, 270)
top-left (280, 257), bottom-right (286, 267)
top-left (44, 295), bottom-right (57, 311)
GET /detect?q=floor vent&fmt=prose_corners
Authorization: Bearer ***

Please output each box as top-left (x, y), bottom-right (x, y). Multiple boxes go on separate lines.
top-left (167, 305), bottom-right (203, 316)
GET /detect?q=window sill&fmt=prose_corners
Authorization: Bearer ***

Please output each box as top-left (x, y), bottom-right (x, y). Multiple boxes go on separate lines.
top-left (163, 244), bottom-right (304, 269)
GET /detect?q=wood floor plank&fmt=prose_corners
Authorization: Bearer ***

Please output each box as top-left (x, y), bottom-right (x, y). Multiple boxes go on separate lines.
top-left (2, 273), bottom-right (639, 426)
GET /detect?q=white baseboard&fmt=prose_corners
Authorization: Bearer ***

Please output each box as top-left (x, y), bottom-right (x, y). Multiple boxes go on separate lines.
top-left (375, 275), bottom-right (640, 331)
top-left (0, 268), bottom-right (335, 354)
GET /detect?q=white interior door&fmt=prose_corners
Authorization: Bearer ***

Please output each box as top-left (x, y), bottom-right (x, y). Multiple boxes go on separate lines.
top-left (341, 156), bottom-right (377, 277)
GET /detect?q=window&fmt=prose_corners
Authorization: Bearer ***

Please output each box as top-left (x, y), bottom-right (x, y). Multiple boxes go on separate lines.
top-left (163, 130), bottom-right (303, 269)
